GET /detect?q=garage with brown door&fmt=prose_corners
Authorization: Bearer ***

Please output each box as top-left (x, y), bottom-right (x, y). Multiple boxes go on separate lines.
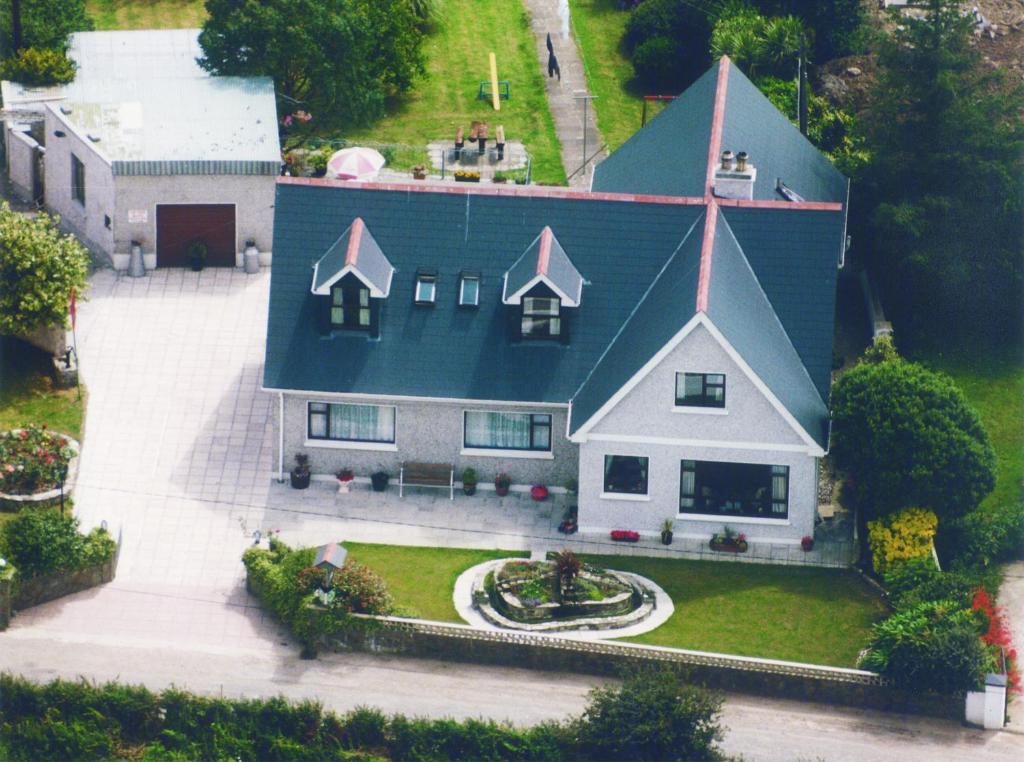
top-left (156, 204), bottom-right (236, 267)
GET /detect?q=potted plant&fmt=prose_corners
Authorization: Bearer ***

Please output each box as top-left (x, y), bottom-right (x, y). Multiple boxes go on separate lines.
top-left (661, 519), bottom-right (674, 545)
top-left (455, 170), bottom-right (481, 183)
top-left (492, 171), bottom-right (508, 184)
top-left (709, 526), bottom-right (748, 553)
top-left (558, 506), bottom-right (578, 534)
top-left (801, 535), bottom-right (815, 552)
top-left (494, 472), bottom-right (511, 497)
top-left (462, 467), bottom-right (478, 496)
top-left (564, 477), bottom-right (578, 496)
top-left (611, 529), bottom-right (640, 543)
top-left (412, 163), bottom-right (427, 180)
top-left (370, 470), bottom-right (389, 492)
top-left (336, 468), bottom-right (354, 494)
top-left (187, 239), bottom-right (208, 271)
top-left (530, 484), bottom-right (549, 501)
top-left (290, 453), bottom-right (311, 489)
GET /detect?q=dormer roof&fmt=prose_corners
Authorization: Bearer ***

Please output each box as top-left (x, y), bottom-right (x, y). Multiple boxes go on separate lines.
top-left (311, 217), bottom-right (395, 297)
top-left (502, 226), bottom-right (584, 307)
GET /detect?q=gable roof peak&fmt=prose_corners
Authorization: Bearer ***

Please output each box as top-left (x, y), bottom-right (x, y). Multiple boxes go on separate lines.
top-left (503, 225), bottom-right (585, 307)
top-left (311, 216), bottom-right (395, 298)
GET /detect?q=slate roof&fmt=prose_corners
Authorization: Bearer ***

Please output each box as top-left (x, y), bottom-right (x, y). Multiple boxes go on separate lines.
top-left (314, 542), bottom-right (348, 570)
top-left (503, 227), bottom-right (584, 306)
top-left (592, 60), bottom-right (846, 204)
top-left (311, 217), bottom-right (395, 297)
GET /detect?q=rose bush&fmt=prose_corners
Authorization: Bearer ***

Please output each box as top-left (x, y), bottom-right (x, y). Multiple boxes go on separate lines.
top-left (0, 426), bottom-right (76, 495)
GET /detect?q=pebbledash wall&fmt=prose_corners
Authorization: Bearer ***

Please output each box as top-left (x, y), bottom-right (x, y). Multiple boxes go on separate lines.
top-left (576, 324), bottom-right (819, 543)
top-left (43, 104), bottom-right (276, 270)
top-left (278, 393), bottom-right (578, 488)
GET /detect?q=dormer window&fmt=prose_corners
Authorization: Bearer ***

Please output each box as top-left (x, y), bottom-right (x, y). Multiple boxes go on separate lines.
top-left (414, 270), bottom-right (436, 305)
top-left (459, 272), bottom-right (480, 307)
top-left (522, 296), bottom-right (560, 338)
top-left (330, 276), bottom-right (370, 330)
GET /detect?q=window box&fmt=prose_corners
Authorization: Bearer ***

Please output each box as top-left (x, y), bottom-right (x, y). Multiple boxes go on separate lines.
top-left (709, 533), bottom-right (748, 553)
top-left (610, 530), bottom-right (640, 543)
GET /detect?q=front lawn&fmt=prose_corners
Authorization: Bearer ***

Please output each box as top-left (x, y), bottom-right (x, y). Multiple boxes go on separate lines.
top-left (87, 0), bottom-right (206, 30)
top-left (340, 0), bottom-right (565, 184)
top-left (343, 542), bottom-right (525, 622)
top-left (585, 555), bottom-right (887, 667)
top-left (569, 0), bottom-right (645, 152)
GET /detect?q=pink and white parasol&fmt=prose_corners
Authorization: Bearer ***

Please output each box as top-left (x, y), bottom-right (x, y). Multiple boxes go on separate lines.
top-left (327, 147), bottom-right (386, 180)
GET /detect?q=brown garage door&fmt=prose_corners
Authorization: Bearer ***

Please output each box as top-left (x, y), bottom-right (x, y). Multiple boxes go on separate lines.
top-left (156, 204), bottom-right (236, 267)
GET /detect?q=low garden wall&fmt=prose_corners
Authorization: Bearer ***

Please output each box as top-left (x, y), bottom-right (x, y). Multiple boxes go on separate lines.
top-left (316, 614), bottom-right (963, 721)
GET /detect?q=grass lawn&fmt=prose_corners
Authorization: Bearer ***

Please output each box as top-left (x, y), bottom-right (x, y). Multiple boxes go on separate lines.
top-left (340, 0), bottom-right (566, 184)
top-left (569, 0), bottom-right (648, 152)
top-left (918, 347), bottom-right (1024, 515)
top-left (87, 0), bottom-right (206, 30)
top-left (343, 542), bottom-right (525, 622)
top-left (585, 555), bottom-right (887, 667)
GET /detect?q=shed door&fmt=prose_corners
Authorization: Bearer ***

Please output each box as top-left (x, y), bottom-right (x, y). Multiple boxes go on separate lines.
top-left (156, 204), bottom-right (236, 267)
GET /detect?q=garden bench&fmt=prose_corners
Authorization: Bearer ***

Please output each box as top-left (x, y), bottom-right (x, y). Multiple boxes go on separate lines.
top-left (399, 461), bottom-right (454, 500)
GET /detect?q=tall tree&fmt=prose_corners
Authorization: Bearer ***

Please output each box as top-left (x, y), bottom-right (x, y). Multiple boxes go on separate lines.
top-left (0, 0), bottom-right (92, 53)
top-left (853, 0), bottom-right (1024, 343)
top-left (197, 0), bottom-right (424, 128)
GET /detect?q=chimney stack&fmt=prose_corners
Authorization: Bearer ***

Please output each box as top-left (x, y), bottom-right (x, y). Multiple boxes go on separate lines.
top-left (713, 149), bottom-right (756, 200)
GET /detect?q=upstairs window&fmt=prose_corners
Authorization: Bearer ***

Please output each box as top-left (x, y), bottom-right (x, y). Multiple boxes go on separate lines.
top-left (330, 278), bottom-right (371, 330)
top-left (676, 372), bottom-right (725, 408)
top-left (459, 273), bottom-right (480, 307)
top-left (414, 271), bottom-right (436, 305)
top-left (71, 154), bottom-right (86, 205)
top-left (521, 296), bottom-right (560, 338)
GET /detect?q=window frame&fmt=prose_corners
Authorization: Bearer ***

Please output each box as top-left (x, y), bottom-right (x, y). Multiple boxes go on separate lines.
top-left (462, 411), bottom-right (552, 452)
top-left (675, 372), bottom-right (726, 409)
top-left (459, 272), bottom-right (480, 307)
top-left (307, 401), bottom-right (396, 444)
top-left (414, 271), bottom-right (437, 305)
top-left (330, 279), bottom-right (372, 330)
top-left (71, 154), bottom-right (86, 205)
top-left (521, 296), bottom-right (561, 338)
top-left (603, 454), bottom-right (650, 496)
top-left (678, 460), bottom-right (789, 519)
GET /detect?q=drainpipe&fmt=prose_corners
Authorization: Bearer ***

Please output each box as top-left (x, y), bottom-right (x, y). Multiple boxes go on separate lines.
top-left (278, 392), bottom-right (285, 482)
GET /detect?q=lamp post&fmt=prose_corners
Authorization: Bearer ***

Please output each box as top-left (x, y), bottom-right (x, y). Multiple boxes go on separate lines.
top-left (58, 462), bottom-right (68, 517)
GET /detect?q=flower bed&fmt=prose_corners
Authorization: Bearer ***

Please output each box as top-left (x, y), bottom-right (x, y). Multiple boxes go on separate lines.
top-left (0, 426), bottom-right (79, 503)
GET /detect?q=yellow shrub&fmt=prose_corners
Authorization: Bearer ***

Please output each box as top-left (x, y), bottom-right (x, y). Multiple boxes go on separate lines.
top-left (867, 508), bottom-right (938, 575)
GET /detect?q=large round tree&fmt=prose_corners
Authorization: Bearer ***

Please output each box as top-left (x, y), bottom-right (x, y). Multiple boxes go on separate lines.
top-left (831, 356), bottom-right (996, 520)
top-left (0, 202), bottom-right (89, 335)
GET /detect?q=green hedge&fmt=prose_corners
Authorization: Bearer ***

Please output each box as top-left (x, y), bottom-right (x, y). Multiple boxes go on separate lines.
top-left (0, 509), bottom-right (115, 579)
top-left (0, 669), bottom-right (726, 761)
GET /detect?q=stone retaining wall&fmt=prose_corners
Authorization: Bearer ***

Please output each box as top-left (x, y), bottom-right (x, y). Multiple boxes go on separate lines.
top-left (317, 614), bottom-right (962, 720)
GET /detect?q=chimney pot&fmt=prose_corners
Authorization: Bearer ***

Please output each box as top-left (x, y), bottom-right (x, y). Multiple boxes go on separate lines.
top-left (736, 152), bottom-right (748, 171)
top-left (720, 151), bottom-right (734, 171)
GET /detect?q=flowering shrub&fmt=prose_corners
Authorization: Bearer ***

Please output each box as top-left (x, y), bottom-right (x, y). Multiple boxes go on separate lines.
top-left (972, 588), bottom-right (1021, 696)
top-left (0, 426), bottom-right (76, 495)
top-left (867, 507), bottom-right (938, 575)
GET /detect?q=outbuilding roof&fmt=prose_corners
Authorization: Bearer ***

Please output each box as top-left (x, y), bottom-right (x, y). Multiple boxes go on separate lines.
top-left (20, 29), bottom-right (280, 175)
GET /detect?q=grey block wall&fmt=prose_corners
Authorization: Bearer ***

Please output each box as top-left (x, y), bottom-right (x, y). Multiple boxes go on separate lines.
top-left (277, 393), bottom-right (577, 489)
top-left (43, 108), bottom-right (116, 262)
top-left (6, 127), bottom-right (37, 202)
top-left (577, 322), bottom-right (819, 543)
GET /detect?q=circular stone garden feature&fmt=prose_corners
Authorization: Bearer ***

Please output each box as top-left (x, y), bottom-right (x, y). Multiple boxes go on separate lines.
top-left (0, 427), bottom-right (80, 506)
top-left (469, 553), bottom-right (664, 634)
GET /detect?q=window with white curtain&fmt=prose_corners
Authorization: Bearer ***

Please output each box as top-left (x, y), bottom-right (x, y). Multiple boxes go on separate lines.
top-left (463, 411), bottom-right (551, 451)
top-left (308, 402), bottom-right (395, 443)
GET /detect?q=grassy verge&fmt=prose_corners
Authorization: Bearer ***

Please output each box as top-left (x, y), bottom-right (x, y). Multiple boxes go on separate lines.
top-left (569, 0), bottom-right (645, 152)
top-left (339, 0), bottom-right (565, 184)
top-left (87, 0), bottom-right (206, 30)
top-left (343, 542), bottom-right (526, 622)
top-left (585, 554), bottom-right (886, 667)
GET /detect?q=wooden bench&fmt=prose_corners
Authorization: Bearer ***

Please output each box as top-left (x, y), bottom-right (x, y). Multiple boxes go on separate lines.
top-left (399, 462), bottom-right (454, 500)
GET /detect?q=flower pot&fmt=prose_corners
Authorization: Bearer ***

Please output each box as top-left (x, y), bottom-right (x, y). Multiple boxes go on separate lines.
top-left (661, 530), bottom-right (673, 545)
top-left (337, 480), bottom-right (351, 494)
top-left (801, 537), bottom-right (815, 551)
top-left (463, 483), bottom-right (477, 496)
top-left (495, 485), bottom-right (509, 497)
top-left (290, 470), bottom-right (310, 489)
top-left (530, 485), bottom-right (549, 502)
top-left (189, 257), bottom-right (204, 272)
top-left (370, 472), bottom-right (389, 492)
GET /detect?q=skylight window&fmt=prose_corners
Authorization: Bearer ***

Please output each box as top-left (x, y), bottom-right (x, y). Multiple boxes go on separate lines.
top-left (459, 273), bottom-right (480, 307)
top-left (414, 271), bottom-right (436, 304)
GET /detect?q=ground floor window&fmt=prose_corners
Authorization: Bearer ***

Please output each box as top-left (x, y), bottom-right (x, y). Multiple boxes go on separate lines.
top-left (604, 455), bottom-right (649, 495)
top-left (308, 402), bottom-right (395, 443)
top-left (464, 411), bottom-right (551, 451)
top-left (679, 460), bottom-right (789, 519)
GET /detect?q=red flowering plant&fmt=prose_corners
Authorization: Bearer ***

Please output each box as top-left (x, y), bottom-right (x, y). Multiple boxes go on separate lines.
top-left (972, 587), bottom-right (1021, 696)
top-left (0, 425), bottom-right (75, 495)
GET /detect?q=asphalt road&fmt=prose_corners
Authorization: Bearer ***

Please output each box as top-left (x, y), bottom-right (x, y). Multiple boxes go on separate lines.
top-left (1, 634), bottom-right (1021, 761)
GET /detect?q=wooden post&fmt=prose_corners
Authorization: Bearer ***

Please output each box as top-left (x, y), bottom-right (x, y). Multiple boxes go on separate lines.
top-left (489, 52), bottom-right (501, 111)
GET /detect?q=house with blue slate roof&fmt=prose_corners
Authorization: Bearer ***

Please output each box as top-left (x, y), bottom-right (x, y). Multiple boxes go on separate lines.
top-left (263, 57), bottom-right (849, 549)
